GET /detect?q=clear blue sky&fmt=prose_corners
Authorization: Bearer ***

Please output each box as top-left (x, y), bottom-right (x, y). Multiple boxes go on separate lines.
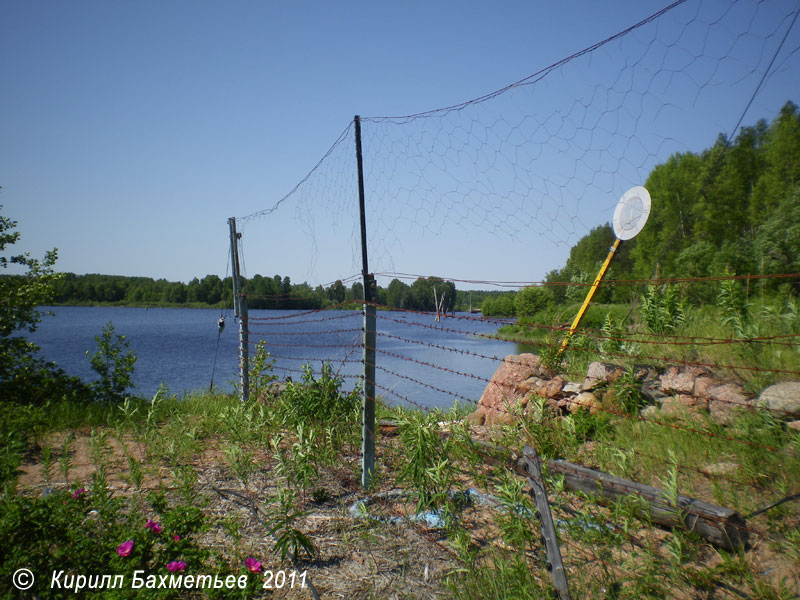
top-left (2, 0), bottom-right (798, 290)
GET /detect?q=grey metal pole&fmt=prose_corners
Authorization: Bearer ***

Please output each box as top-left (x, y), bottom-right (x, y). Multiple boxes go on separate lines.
top-left (355, 115), bottom-right (376, 488)
top-left (239, 297), bottom-right (249, 403)
top-left (228, 217), bottom-right (249, 403)
top-left (228, 218), bottom-right (241, 317)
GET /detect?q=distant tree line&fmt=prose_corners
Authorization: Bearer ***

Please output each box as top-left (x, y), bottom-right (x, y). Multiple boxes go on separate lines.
top-left (50, 272), bottom-right (459, 312)
top-left (485, 101), bottom-right (800, 317)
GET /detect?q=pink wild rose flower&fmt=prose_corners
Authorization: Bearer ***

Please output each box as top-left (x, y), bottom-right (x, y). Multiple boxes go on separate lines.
top-left (72, 487), bottom-right (86, 499)
top-left (245, 557), bottom-right (262, 573)
top-left (117, 540), bottom-right (134, 557)
top-left (166, 561), bottom-right (187, 572)
top-left (146, 519), bottom-right (163, 534)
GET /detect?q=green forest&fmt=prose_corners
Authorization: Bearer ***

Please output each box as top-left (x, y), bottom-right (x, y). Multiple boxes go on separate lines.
top-left (483, 101), bottom-right (800, 316)
top-left (50, 271), bottom-right (458, 313)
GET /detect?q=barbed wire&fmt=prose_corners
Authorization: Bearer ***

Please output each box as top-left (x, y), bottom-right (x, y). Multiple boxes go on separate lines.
top-left (375, 364), bottom-right (476, 406)
top-left (373, 308), bottom-right (800, 364)
top-left (222, 0), bottom-right (800, 583)
top-left (246, 338), bottom-right (360, 351)
top-left (248, 311), bottom-right (360, 325)
top-left (374, 270), bottom-right (800, 289)
top-left (373, 398), bottom-right (780, 580)
top-left (363, 338), bottom-right (800, 455)
top-left (260, 352), bottom-right (362, 365)
top-left (247, 327), bottom-right (362, 337)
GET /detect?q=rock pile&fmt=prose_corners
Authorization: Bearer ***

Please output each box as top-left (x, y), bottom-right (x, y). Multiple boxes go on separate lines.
top-left (469, 354), bottom-right (800, 429)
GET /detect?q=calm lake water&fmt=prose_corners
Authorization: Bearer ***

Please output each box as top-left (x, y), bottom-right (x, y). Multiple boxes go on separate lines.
top-left (30, 307), bottom-right (522, 410)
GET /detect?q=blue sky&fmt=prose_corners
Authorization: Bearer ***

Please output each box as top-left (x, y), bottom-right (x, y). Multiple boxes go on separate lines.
top-left (2, 0), bottom-right (798, 291)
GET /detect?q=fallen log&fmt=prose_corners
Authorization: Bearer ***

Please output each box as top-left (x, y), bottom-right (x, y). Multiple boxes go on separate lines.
top-left (526, 457), bottom-right (747, 551)
top-left (378, 420), bottom-right (749, 551)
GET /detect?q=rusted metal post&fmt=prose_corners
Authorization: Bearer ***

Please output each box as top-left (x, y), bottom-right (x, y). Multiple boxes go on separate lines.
top-left (228, 217), bottom-right (249, 403)
top-left (355, 115), bottom-right (376, 487)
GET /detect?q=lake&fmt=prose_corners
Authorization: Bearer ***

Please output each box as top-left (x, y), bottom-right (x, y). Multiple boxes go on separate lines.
top-left (29, 306), bottom-right (522, 410)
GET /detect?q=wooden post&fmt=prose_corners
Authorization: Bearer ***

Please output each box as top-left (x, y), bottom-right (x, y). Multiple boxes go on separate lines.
top-left (355, 115), bottom-right (376, 488)
top-left (522, 446), bottom-right (571, 600)
top-left (228, 217), bottom-right (249, 403)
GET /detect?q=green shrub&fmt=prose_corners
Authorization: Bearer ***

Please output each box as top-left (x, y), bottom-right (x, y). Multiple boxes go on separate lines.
top-left (247, 340), bottom-right (277, 401)
top-left (0, 478), bottom-right (231, 599)
top-left (514, 285), bottom-right (554, 318)
top-left (481, 294), bottom-right (516, 317)
top-left (639, 284), bottom-right (686, 335)
top-left (87, 322), bottom-right (137, 403)
top-left (565, 271), bottom-right (593, 304)
top-left (0, 204), bottom-right (90, 406)
top-left (605, 364), bottom-right (646, 415)
top-left (276, 362), bottom-right (360, 428)
top-left (717, 275), bottom-right (750, 338)
top-left (395, 409), bottom-right (459, 516)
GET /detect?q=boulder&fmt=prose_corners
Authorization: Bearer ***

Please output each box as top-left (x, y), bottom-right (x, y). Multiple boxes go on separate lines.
top-left (568, 391), bottom-right (601, 415)
top-left (701, 462), bottom-right (739, 477)
top-left (641, 382), bottom-right (667, 405)
top-left (756, 382), bottom-right (800, 419)
top-left (563, 382), bottom-right (582, 395)
top-left (693, 376), bottom-right (717, 399)
top-left (471, 353), bottom-right (542, 425)
top-left (538, 376), bottom-right (565, 399)
top-left (659, 365), bottom-right (710, 395)
top-left (633, 364), bottom-right (658, 382)
top-left (787, 420), bottom-right (800, 432)
top-left (582, 361), bottom-right (624, 390)
top-left (707, 384), bottom-right (750, 424)
top-left (517, 376), bottom-right (542, 395)
top-left (640, 405), bottom-right (660, 419)
top-left (257, 381), bottom-right (289, 402)
top-left (659, 395), bottom-right (706, 418)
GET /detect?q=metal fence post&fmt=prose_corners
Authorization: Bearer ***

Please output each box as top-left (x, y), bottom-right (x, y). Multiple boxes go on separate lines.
top-left (355, 115), bottom-right (376, 488)
top-left (228, 217), bottom-right (249, 403)
top-left (239, 297), bottom-right (249, 403)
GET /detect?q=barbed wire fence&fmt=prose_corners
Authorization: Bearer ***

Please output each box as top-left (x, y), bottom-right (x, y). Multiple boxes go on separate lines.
top-left (227, 0), bottom-right (799, 595)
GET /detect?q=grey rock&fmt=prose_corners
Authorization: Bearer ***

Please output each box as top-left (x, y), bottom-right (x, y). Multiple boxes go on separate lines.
top-left (568, 391), bottom-right (601, 414)
top-left (701, 462), bottom-right (739, 477)
top-left (585, 361), bottom-right (623, 384)
top-left (706, 384), bottom-right (750, 424)
top-left (640, 405), bottom-right (659, 419)
top-left (757, 382), bottom-right (800, 419)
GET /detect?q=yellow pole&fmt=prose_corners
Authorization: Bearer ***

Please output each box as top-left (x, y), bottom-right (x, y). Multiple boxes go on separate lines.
top-left (558, 237), bottom-right (621, 357)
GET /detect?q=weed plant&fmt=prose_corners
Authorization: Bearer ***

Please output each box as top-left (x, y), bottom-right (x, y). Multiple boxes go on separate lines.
top-left (2, 329), bottom-right (799, 598)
